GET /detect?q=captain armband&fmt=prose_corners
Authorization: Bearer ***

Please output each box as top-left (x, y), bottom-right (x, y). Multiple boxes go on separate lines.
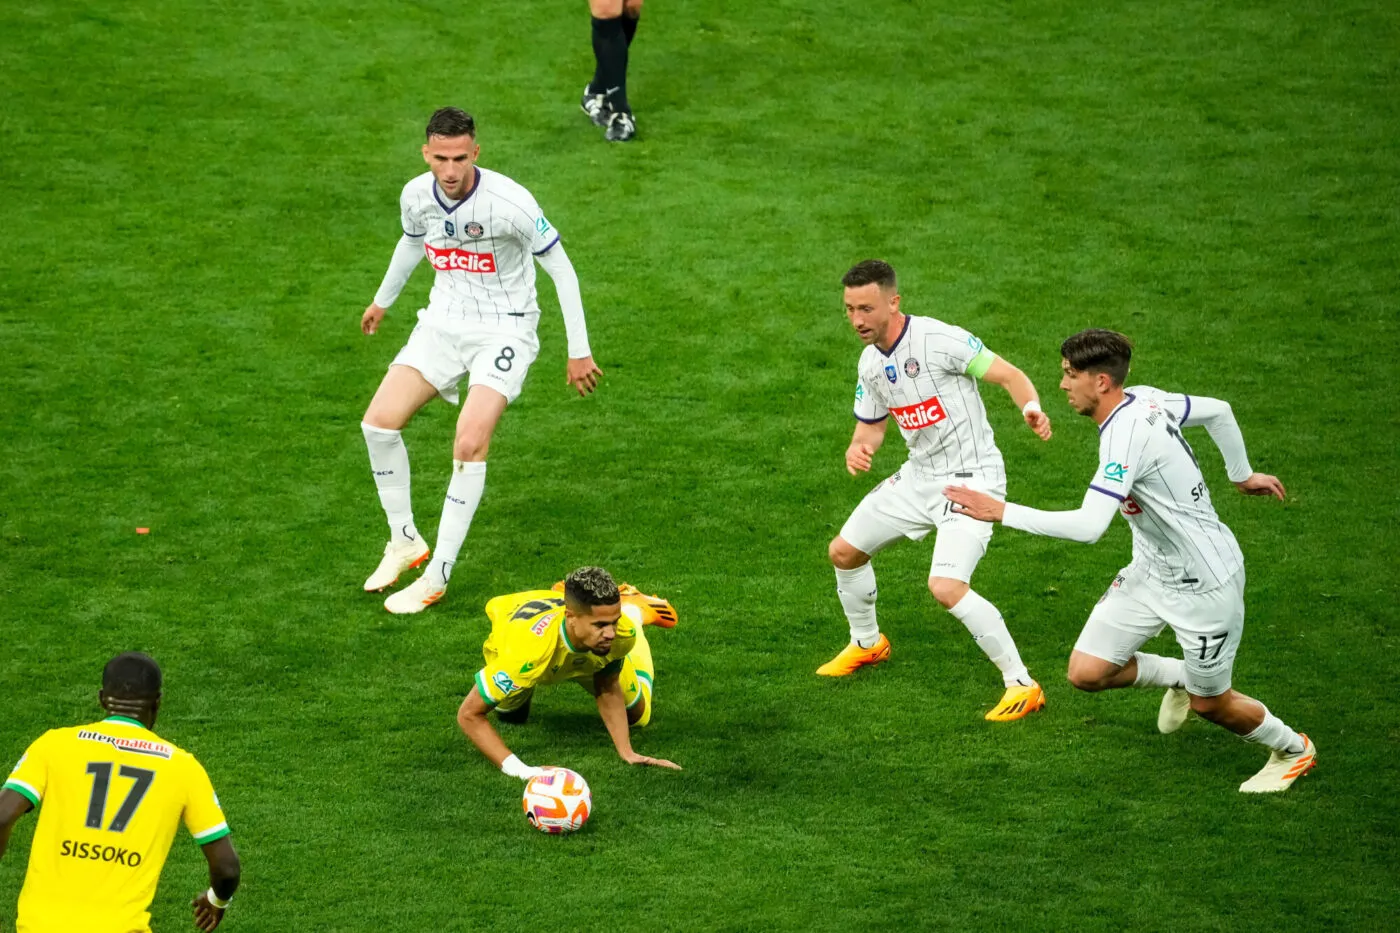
top-left (965, 347), bottom-right (996, 380)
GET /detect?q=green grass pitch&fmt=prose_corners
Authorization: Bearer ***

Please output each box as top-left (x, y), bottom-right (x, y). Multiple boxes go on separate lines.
top-left (1, 0), bottom-right (1397, 930)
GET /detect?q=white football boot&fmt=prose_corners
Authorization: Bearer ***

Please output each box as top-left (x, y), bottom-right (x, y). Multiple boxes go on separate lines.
top-left (1239, 735), bottom-right (1317, 793)
top-left (363, 538), bottom-right (430, 592)
top-left (1158, 687), bottom-right (1191, 734)
top-left (384, 574), bottom-right (446, 615)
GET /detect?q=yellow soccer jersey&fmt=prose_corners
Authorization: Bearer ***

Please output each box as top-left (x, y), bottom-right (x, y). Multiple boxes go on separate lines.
top-left (475, 590), bottom-right (637, 706)
top-left (3, 716), bottom-right (230, 933)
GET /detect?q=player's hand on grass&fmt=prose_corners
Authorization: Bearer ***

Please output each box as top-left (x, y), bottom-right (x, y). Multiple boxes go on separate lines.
top-left (1234, 472), bottom-right (1286, 500)
top-left (191, 892), bottom-right (226, 931)
top-left (361, 302), bottom-right (387, 335)
top-left (943, 485), bottom-right (1005, 523)
top-left (566, 356), bottom-right (603, 396)
top-left (621, 751), bottom-right (682, 770)
top-left (846, 443), bottom-right (876, 475)
top-left (1025, 409), bottom-right (1053, 440)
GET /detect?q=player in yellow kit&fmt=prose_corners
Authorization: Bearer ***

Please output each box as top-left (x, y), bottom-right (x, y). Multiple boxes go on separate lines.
top-left (456, 566), bottom-right (682, 781)
top-left (0, 653), bottom-right (240, 933)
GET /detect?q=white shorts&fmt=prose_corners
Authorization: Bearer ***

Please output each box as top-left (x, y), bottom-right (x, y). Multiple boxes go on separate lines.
top-left (391, 320), bottom-right (538, 405)
top-left (838, 467), bottom-right (1003, 582)
top-left (1074, 566), bottom-right (1246, 697)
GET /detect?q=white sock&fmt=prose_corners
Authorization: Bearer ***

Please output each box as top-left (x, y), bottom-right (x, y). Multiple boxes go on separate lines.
top-left (362, 422), bottom-right (418, 543)
top-left (1132, 652), bottom-right (1186, 689)
top-left (834, 564), bottom-right (880, 648)
top-left (426, 461), bottom-right (486, 587)
top-left (948, 590), bottom-right (1031, 687)
top-left (1244, 707), bottom-right (1305, 755)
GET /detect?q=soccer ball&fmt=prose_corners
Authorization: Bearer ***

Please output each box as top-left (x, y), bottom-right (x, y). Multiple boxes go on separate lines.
top-left (522, 768), bottom-right (591, 833)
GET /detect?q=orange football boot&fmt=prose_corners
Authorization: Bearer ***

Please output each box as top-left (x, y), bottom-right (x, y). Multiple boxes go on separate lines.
top-left (816, 635), bottom-right (892, 676)
top-left (984, 681), bottom-right (1046, 721)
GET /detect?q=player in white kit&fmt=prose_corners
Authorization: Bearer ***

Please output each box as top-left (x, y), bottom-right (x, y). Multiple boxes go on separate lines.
top-left (359, 108), bottom-right (603, 614)
top-left (945, 329), bottom-right (1315, 792)
top-left (820, 260), bottom-right (1055, 722)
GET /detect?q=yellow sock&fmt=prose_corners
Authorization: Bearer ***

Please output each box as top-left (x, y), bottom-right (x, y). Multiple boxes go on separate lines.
top-left (628, 626), bottom-right (655, 727)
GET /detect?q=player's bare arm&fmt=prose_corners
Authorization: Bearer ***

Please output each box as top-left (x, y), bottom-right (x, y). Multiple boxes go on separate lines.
top-left (981, 356), bottom-right (1052, 440)
top-left (845, 419), bottom-right (888, 475)
top-left (190, 835), bottom-right (240, 932)
top-left (943, 485), bottom-right (1006, 523)
top-left (456, 687), bottom-right (515, 768)
top-left (594, 671), bottom-right (681, 770)
top-left (457, 688), bottom-right (548, 780)
top-left (0, 787), bottom-right (34, 860)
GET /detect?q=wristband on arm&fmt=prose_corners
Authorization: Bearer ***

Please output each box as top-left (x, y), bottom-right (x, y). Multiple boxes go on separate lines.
top-left (206, 888), bottom-right (231, 910)
top-left (500, 754), bottom-right (544, 781)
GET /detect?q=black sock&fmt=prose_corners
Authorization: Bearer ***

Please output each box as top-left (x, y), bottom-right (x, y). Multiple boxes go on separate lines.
top-left (590, 15), bottom-right (630, 112)
top-left (622, 12), bottom-right (639, 46)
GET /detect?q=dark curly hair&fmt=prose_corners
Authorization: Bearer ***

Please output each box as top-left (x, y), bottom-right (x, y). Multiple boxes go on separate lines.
top-left (563, 566), bottom-right (620, 611)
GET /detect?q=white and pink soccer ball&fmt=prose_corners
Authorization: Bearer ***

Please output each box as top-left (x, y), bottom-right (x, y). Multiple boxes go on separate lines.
top-left (522, 768), bottom-right (592, 834)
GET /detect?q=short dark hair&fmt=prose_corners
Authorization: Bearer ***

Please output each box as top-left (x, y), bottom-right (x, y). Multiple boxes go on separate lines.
top-left (842, 259), bottom-right (897, 291)
top-left (563, 566), bottom-right (620, 611)
top-left (1061, 328), bottom-right (1134, 386)
top-left (426, 107), bottom-right (476, 141)
top-left (102, 652), bottom-right (162, 700)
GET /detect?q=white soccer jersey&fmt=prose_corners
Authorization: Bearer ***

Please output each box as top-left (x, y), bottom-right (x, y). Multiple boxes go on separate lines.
top-left (399, 167), bottom-right (559, 339)
top-left (1090, 386), bottom-right (1245, 593)
top-left (853, 315), bottom-right (1005, 481)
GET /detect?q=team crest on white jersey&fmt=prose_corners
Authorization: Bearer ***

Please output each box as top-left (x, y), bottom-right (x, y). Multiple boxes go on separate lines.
top-left (904, 358), bottom-right (920, 377)
top-left (465, 221), bottom-right (484, 239)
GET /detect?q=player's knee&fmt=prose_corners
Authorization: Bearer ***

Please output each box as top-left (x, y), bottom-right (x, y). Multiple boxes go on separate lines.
top-left (1066, 659), bottom-right (1112, 692)
top-left (363, 407), bottom-right (405, 432)
top-left (928, 577), bottom-right (968, 609)
top-left (624, 0), bottom-right (644, 16)
top-left (452, 433), bottom-right (490, 462)
top-left (828, 537), bottom-right (868, 570)
top-left (1188, 691), bottom-right (1229, 720)
top-left (589, 0), bottom-right (625, 17)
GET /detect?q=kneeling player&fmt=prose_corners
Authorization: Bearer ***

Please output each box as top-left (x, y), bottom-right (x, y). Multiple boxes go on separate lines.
top-left (456, 566), bottom-right (681, 780)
